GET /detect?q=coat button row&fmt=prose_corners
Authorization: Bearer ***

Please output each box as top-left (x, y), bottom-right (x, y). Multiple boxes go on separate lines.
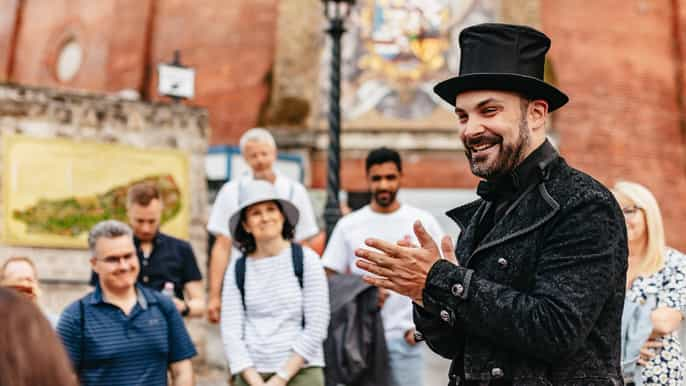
top-left (451, 283), bottom-right (464, 296)
top-left (440, 309), bottom-right (451, 323)
top-left (497, 258), bottom-right (508, 268)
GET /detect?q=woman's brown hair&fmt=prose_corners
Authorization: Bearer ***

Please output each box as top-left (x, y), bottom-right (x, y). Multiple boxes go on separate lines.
top-left (0, 287), bottom-right (77, 386)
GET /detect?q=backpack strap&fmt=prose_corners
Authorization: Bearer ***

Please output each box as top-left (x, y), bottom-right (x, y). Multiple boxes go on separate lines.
top-left (79, 299), bottom-right (85, 372)
top-left (154, 290), bottom-right (177, 357)
top-left (235, 254), bottom-right (248, 311)
top-left (291, 243), bottom-right (306, 328)
top-left (291, 242), bottom-right (304, 289)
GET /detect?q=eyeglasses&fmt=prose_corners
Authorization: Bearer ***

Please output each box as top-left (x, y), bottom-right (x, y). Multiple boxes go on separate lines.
top-left (97, 253), bottom-right (136, 265)
top-left (622, 205), bottom-right (642, 217)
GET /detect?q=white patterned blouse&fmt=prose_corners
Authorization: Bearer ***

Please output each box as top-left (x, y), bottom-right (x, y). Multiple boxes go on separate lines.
top-left (627, 247), bottom-right (686, 386)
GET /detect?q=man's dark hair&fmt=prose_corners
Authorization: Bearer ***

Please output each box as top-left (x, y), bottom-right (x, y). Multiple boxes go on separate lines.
top-left (365, 147), bottom-right (402, 174)
top-left (234, 201), bottom-right (296, 255)
top-left (127, 182), bottom-right (160, 207)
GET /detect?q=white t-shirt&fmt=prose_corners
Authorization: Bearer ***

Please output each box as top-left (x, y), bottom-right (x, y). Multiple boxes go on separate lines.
top-left (207, 170), bottom-right (319, 243)
top-left (321, 204), bottom-right (444, 340)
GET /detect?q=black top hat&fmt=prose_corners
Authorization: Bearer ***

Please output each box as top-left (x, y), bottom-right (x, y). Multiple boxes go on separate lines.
top-left (434, 23), bottom-right (568, 111)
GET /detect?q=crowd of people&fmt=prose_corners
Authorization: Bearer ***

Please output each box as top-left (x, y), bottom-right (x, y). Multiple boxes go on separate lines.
top-left (1, 22), bottom-right (685, 386)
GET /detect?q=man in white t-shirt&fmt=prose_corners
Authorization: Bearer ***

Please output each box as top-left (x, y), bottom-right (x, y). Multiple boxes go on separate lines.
top-left (206, 128), bottom-right (319, 323)
top-left (322, 147), bottom-right (443, 386)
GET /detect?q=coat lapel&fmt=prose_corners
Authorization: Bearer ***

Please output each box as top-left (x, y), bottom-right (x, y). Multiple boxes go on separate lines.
top-left (466, 183), bottom-right (560, 266)
top-left (446, 199), bottom-right (489, 265)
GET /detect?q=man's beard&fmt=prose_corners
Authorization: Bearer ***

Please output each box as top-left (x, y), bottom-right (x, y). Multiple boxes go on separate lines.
top-left (465, 116), bottom-right (530, 179)
top-left (372, 189), bottom-right (398, 208)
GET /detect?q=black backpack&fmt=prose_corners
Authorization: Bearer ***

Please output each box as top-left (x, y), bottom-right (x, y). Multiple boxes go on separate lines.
top-left (234, 243), bottom-right (304, 312)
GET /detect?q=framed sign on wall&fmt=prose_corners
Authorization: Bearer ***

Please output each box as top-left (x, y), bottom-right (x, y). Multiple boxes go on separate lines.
top-left (3, 135), bottom-right (190, 248)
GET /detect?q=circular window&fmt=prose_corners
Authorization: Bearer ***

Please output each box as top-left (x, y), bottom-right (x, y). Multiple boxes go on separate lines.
top-left (56, 39), bottom-right (82, 83)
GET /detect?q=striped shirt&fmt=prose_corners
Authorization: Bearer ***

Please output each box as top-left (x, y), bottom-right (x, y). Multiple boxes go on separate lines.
top-left (220, 245), bottom-right (330, 374)
top-left (57, 284), bottom-right (197, 386)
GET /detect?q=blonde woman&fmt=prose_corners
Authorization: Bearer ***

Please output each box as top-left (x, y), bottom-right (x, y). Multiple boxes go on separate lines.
top-left (613, 181), bottom-right (686, 385)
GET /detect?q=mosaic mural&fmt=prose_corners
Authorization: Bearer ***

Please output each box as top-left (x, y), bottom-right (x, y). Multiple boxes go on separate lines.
top-left (320, 0), bottom-right (497, 125)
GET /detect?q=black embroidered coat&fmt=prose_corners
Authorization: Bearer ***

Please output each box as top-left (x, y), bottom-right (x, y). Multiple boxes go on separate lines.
top-left (414, 156), bottom-right (628, 386)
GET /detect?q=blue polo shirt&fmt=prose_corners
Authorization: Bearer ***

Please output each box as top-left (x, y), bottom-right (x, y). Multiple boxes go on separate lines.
top-left (57, 284), bottom-right (197, 386)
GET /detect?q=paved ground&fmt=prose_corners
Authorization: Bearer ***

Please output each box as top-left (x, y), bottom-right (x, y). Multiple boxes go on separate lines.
top-left (197, 344), bottom-right (450, 386)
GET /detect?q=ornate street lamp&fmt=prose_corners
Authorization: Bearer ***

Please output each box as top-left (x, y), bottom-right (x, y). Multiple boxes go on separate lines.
top-left (322, 0), bottom-right (355, 242)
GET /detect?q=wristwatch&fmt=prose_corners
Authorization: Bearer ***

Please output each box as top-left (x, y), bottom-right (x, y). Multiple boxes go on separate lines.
top-left (181, 301), bottom-right (190, 317)
top-left (275, 368), bottom-right (290, 382)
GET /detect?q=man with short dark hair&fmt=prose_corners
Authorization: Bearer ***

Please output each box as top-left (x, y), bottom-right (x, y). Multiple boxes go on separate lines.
top-left (90, 182), bottom-right (204, 317)
top-left (322, 147), bottom-right (443, 386)
top-left (355, 24), bottom-right (627, 385)
top-left (58, 220), bottom-right (196, 386)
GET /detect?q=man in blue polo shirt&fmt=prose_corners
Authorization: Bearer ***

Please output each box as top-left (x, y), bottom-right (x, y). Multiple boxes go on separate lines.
top-left (90, 182), bottom-right (205, 318)
top-left (58, 220), bottom-right (196, 386)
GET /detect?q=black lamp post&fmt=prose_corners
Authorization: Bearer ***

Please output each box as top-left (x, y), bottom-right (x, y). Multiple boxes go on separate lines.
top-left (322, 0), bottom-right (355, 242)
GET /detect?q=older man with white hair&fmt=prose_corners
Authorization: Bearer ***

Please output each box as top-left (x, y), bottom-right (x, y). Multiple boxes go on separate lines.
top-left (206, 128), bottom-right (319, 323)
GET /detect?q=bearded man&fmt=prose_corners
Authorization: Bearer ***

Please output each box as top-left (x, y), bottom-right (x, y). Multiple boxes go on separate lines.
top-left (354, 24), bottom-right (628, 385)
top-left (322, 147), bottom-right (444, 386)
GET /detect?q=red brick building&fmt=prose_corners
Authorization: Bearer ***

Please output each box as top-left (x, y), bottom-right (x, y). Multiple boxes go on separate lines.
top-left (1, 0), bottom-right (685, 249)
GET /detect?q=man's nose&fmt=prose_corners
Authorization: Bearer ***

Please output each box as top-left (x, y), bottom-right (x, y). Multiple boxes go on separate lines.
top-left (461, 119), bottom-right (485, 139)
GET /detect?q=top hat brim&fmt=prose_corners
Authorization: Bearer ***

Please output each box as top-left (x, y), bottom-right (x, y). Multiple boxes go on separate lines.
top-left (434, 73), bottom-right (568, 112)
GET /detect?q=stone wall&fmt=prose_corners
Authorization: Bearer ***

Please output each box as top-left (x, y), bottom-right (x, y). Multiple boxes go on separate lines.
top-left (0, 83), bottom-right (210, 314)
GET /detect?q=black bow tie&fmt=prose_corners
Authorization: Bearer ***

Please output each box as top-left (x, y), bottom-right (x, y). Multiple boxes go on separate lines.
top-left (476, 178), bottom-right (517, 202)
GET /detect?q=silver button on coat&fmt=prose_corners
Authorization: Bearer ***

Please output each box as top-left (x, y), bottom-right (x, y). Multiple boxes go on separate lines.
top-left (451, 283), bottom-right (464, 296)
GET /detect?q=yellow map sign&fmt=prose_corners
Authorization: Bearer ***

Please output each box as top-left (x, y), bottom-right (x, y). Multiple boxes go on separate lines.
top-left (3, 135), bottom-right (190, 248)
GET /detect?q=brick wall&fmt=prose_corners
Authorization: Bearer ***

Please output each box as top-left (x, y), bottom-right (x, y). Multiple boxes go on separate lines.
top-left (146, 0), bottom-right (279, 144)
top-left (0, 0), bottom-right (19, 81)
top-left (10, 0), bottom-right (151, 92)
top-left (542, 1), bottom-right (686, 250)
top-left (0, 0), bottom-right (279, 145)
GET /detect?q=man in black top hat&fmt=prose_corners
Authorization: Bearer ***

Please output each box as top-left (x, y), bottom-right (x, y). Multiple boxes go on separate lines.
top-left (354, 23), bottom-right (628, 385)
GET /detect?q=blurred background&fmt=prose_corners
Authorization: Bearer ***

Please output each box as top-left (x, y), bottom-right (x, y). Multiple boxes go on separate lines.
top-left (1, 0), bottom-right (685, 383)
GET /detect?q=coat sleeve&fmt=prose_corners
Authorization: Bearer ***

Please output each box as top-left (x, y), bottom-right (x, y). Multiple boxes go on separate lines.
top-left (413, 303), bottom-right (462, 359)
top-left (421, 192), bottom-right (627, 362)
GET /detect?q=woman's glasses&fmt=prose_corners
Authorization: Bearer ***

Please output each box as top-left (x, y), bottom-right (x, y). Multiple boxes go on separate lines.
top-left (621, 205), bottom-right (642, 217)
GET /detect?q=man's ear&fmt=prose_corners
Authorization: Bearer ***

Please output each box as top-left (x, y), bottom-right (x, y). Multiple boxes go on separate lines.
top-left (528, 99), bottom-right (549, 130)
top-left (90, 257), bottom-right (98, 273)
